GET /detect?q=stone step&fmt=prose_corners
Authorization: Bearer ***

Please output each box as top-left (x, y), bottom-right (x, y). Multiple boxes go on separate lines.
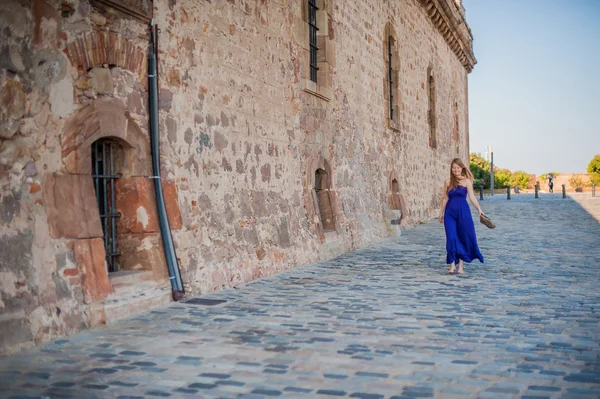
top-left (109, 270), bottom-right (157, 296)
top-left (110, 269), bottom-right (155, 284)
top-left (90, 284), bottom-right (172, 327)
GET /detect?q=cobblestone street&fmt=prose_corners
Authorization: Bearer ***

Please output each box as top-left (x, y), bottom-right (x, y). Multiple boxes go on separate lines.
top-left (1, 193), bottom-right (599, 399)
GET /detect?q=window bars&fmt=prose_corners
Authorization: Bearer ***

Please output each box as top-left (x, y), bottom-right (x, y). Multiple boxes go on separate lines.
top-left (92, 139), bottom-right (122, 273)
top-left (308, 0), bottom-right (319, 82)
top-left (388, 37), bottom-right (394, 120)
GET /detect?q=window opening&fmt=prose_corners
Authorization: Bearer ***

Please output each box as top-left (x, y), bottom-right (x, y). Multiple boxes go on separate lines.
top-left (454, 102), bottom-right (459, 153)
top-left (92, 138), bottom-right (122, 272)
top-left (428, 71), bottom-right (437, 148)
top-left (392, 178), bottom-right (400, 194)
top-left (315, 168), bottom-right (335, 231)
top-left (388, 37), bottom-right (394, 120)
top-left (308, 0), bottom-right (319, 83)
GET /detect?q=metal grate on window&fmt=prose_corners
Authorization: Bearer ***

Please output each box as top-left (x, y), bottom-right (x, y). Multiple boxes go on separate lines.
top-left (92, 139), bottom-right (122, 272)
top-left (388, 37), bottom-right (393, 120)
top-left (308, 0), bottom-right (319, 83)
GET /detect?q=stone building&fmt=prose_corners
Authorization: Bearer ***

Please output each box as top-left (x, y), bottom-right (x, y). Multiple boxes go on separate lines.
top-left (0, 0), bottom-right (475, 355)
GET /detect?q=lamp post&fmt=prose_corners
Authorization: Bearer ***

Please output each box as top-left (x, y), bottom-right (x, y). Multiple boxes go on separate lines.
top-left (490, 152), bottom-right (494, 196)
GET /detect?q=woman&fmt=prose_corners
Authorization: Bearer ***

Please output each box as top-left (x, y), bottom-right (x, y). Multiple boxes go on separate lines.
top-left (438, 158), bottom-right (485, 274)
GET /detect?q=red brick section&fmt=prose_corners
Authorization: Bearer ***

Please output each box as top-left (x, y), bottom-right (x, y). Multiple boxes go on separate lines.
top-left (71, 238), bottom-right (112, 304)
top-left (115, 178), bottom-right (182, 234)
top-left (64, 31), bottom-right (147, 84)
top-left (163, 180), bottom-right (183, 230)
top-left (115, 177), bottom-right (160, 234)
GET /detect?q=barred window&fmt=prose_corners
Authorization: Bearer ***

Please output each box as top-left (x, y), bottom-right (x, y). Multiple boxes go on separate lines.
top-left (388, 37), bottom-right (394, 121)
top-left (427, 68), bottom-right (437, 148)
top-left (308, 0), bottom-right (319, 83)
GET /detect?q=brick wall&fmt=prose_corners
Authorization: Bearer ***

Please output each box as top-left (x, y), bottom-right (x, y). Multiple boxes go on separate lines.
top-left (0, 0), bottom-right (474, 355)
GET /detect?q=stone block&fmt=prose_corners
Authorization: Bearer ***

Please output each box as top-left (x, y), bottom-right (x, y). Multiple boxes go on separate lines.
top-left (163, 180), bottom-right (183, 230)
top-left (0, 317), bottom-right (33, 355)
top-left (116, 177), bottom-right (160, 234)
top-left (118, 233), bottom-right (169, 282)
top-left (71, 238), bottom-right (111, 304)
top-left (43, 174), bottom-right (103, 239)
top-left (116, 177), bottom-right (182, 234)
top-left (317, 36), bottom-right (336, 67)
top-left (0, 192), bottom-right (21, 226)
top-left (1, 79), bottom-right (26, 121)
top-left (89, 66), bottom-right (114, 95)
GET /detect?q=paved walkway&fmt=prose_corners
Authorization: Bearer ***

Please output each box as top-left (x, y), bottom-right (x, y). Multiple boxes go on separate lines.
top-left (1, 193), bottom-right (600, 399)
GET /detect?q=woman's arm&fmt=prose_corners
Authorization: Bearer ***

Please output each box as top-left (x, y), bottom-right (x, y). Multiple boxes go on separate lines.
top-left (466, 179), bottom-right (485, 216)
top-left (438, 180), bottom-right (449, 223)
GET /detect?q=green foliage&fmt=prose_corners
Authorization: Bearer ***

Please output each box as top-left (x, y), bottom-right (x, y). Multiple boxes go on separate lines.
top-left (541, 172), bottom-right (559, 182)
top-left (587, 155), bottom-right (600, 185)
top-left (468, 153), bottom-right (537, 190)
top-left (469, 153), bottom-right (490, 188)
top-left (472, 178), bottom-right (485, 190)
top-left (568, 175), bottom-right (585, 189)
top-left (494, 168), bottom-right (512, 189)
top-left (508, 170), bottom-right (530, 189)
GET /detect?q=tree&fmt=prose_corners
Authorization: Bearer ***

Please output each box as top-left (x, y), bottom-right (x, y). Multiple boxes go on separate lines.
top-left (469, 153), bottom-right (490, 189)
top-left (568, 175), bottom-right (585, 189)
top-left (540, 172), bottom-right (559, 182)
top-left (587, 154), bottom-right (600, 185)
top-left (494, 168), bottom-right (512, 189)
top-left (508, 170), bottom-right (530, 189)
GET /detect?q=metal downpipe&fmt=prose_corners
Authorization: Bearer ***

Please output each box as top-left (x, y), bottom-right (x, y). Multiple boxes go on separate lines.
top-left (148, 20), bottom-right (184, 300)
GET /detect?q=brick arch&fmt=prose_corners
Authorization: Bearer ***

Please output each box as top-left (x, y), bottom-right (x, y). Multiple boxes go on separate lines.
top-left (303, 155), bottom-right (340, 241)
top-left (61, 98), bottom-right (151, 177)
top-left (387, 169), bottom-right (407, 218)
top-left (64, 31), bottom-right (146, 82)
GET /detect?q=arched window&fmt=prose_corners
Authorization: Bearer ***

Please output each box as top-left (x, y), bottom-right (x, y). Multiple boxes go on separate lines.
top-left (427, 67), bottom-right (437, 148)
top-left (453, 102), bottom-right (459, 154)
top-left (390, 178), bottom-right (401, 210)
top-left (314, 168), bottom-right (336, 231)
top-left (91, 138), bottom-right (122, 272)
top-left (384, 23), bottom-right (401, 131)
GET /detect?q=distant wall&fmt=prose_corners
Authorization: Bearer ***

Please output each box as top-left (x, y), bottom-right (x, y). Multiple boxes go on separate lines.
top-left (537, 174), bottom-right (593, 192)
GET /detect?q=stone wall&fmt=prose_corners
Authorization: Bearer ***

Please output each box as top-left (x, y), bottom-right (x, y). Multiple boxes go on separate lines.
top-left (0, 0), bottom-right (474, 355)
top-left (538, 173), bottom-right (594, 193)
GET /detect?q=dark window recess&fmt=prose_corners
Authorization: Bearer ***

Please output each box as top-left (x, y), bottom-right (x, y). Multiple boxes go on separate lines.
top-left (315, 168), bottom-right (335, 231)
top-left (388, 37), bottom-right (394, 120)
top-left (308, 0), bottom-right (319, 83)
top-left (392, 179), bottom-right (400, 194)
top-left (92, 139), bottom-right (122, 273)
top-left (428, 73), bottom-right (436, 148)
top-left (390, 178), bottom-right (402, 211)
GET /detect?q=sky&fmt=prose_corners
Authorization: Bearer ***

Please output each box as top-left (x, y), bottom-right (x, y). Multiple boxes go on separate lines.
top-left (464, 0), bottom-right (600, 175)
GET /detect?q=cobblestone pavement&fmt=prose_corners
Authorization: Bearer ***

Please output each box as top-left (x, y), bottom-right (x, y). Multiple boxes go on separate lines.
top-left (1, 193), bottom-right (600, 399)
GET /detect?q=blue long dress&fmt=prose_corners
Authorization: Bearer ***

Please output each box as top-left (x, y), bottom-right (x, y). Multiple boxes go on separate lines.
top-left (444, 185), bottom-right (484, 265)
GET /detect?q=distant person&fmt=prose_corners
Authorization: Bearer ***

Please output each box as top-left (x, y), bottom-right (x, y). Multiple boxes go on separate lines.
top-left (548, 174), bottom-right (554, 193)
top-left (439, 158), bottom-right (485, 274)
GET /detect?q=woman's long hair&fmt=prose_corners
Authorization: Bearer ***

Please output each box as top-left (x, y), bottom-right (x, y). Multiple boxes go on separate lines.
top-left (448, 158), bottom-right (473, 192)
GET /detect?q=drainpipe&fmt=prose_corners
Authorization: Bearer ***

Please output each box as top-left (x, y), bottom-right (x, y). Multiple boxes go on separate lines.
top-left (148, 19), bottom-right (184, 301)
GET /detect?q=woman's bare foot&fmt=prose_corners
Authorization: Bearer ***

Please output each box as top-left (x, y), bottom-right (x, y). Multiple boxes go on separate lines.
top-left (448, 263), bottom-right (456, 274)
top-left (457, 260), bottom-right (464, 274)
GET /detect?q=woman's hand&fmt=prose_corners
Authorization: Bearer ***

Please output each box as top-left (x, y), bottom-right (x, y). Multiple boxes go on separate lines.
top-left (478, 209), bottom-right (486, 217)
top-left (438, 215), bottom-right (444, 224)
